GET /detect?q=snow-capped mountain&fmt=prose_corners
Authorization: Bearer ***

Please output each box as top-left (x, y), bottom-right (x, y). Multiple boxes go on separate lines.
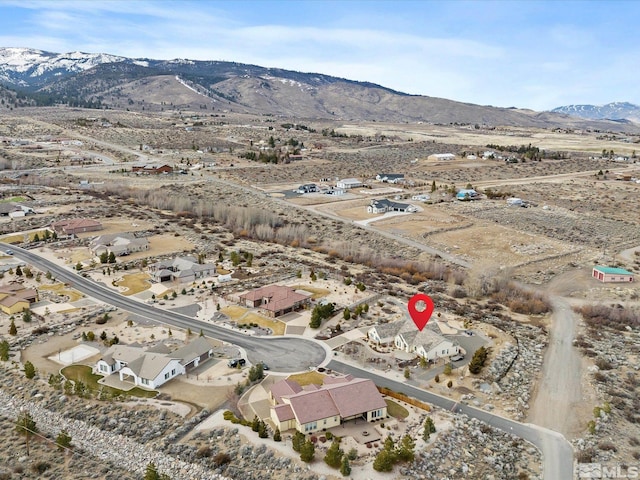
top-left (551, 102), bottom-right (640, 122)
top-left (0, 47), bottom-right (144, 87)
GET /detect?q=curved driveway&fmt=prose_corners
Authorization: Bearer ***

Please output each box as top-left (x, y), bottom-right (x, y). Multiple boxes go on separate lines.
top-left (3, 243), bottom-right (327, 373)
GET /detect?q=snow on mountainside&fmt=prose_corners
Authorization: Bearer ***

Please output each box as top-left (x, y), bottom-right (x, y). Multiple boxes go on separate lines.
top-left (551, 102), bottom-right (640, 122)
top-left (0, 47), bottom-right (144, 87)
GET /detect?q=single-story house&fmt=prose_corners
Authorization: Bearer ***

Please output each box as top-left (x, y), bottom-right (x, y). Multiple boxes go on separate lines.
top-left (94, 336), bottom-right (214, 389)
top-left (295, 184), bottom-right (318, 193)
top-left (368, 319), bottom-right (460, 361)
top-left (456, 189), bottom-right (479, 201)
top-left (131, 163), bottom-right (173, 175)
top-left (0, 283), bottom-right (38, 314)
top-left (90, 233), bottom-right (150, 257)
top-left (336, 178), bottom-right (362, 189)
top-left (592, 266), bottom-right (634, 283)
top-left (51, 218), bottom-right (103, 236)
top-left (270, 375), bottom-right (387, 434)
top-left (239, 285), bottom-right (311, 317)
top-left (427, 153), bottom-right (456, 161)
top-left (367, 199), bottom-right (416, 214)
top-left (412, 194), bottom-right (431, 202)
top-left (376, 173), bottom-right (404, 184)
top-left (148, 256), bottom-right (216, 283)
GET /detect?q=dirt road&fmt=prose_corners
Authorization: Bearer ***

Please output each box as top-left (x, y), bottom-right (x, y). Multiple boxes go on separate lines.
top-left (528, 296), bottom-right (583, 436)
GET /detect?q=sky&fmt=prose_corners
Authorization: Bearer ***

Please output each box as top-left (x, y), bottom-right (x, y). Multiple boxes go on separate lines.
top-left (0, 0), bottom-right (638, 111)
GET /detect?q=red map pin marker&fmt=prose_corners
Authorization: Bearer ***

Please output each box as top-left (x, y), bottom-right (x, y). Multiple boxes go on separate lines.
top-left (407, 293), bottom-right (434, 331)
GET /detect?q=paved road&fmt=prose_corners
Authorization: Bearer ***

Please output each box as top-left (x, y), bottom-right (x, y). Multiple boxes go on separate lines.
top-left (3, 243), bottom-right (328, 373)
top-left (328, 359), bottom-right (574, 479)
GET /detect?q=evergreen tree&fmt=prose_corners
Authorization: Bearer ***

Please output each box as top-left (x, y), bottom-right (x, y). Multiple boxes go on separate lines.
top-left (144, 462), bottom-right (160, 480)
top-left (9, 318), bottom-right (17, 335)
top-left (16, 410), bottom-right (37, 456)
top-left (75, 261), bottom-right (83, 271)
top-left (273, 427), bottom-right (281, 442)
top-left (258, 420), bottom-right (268, 438)
top-left (343, 307), bottom-right (351, 321)
top-left (0, 339), bottom-right (9, 361)
top-left (340, 456), bottom-right (351, 476)
top-left (108, 252), bottom-right (116, 264)
top-left (423, 417), bottom-right (436, 441)
top-left (251, 415), bottom-right (260, 432)
top-left (33, 233), bottom-right (40, 242)
top-left (24, 360), bottom-right (36, 379)
top-left (324, 439), bottom-right (344, 468)
top-left (468, 346), bottom-right (489, 374)
top-left (22, 309), bottom-right (32, 323)
top-left (292, 431), bottom-right (305, 452)
top-left (56, 429), bottom-right (72, 450)
top-left (15, 265), bottom-right (22, 276)
top-left (397, 434), bottom-right (415, 462)
top-left (373, 449), bottom-right (395, 472)
top-left (431, 180), bottom-right (437, 192)
top-left (99, 251), bottom-right (109, 264)
top-left (299, 440), bottom-right (315, 463)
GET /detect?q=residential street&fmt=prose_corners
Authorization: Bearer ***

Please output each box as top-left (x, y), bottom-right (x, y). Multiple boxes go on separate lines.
top-left (4, 241), bottom-right (574, 479)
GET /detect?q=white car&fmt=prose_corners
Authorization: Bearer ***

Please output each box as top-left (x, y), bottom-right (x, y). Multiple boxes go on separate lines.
top-left (451, 354), bottom-right (465, 362)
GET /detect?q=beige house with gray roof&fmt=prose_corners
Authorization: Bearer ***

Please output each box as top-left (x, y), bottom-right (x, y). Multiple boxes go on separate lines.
top-left (368, 320), bottom-right (460, 361)
top-left (94, 337), bottom-right (214, 389)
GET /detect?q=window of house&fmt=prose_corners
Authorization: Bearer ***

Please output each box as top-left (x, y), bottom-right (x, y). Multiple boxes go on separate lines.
top-left (171, 369), bottom-right (176, 375)
top-left (164, 372), bottom-right (170, 379)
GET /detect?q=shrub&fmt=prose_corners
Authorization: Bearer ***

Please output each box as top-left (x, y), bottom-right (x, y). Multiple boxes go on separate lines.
top-left (196, 446), bottom-right (212, 458)
top-left (213, 452), bottom-right (232, 467)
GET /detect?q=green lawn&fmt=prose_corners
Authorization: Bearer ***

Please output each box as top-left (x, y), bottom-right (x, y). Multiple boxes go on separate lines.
top-left (61, 365), bottom-right (157, 398)
top-left (0, 196), bottom-right (26, 203)
top-left (385, 399), bottom-right (409, 419)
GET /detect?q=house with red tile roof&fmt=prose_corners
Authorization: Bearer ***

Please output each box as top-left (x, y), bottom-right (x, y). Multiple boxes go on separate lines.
top-left (239, 285), bottom-right (311, 317)
top-left (270, 375), bottom-right (387, 434)
top-left (51, 218), bottom-right (103, 236)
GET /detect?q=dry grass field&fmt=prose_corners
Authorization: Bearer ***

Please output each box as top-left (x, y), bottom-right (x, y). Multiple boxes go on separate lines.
top-left (3, 107), bottom-right (640, 475)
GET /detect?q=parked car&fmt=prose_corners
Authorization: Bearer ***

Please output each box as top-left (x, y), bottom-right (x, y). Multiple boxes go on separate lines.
top-left (5, 249), bottom-right (13, 255)
top-left (260, 361), bottom-right (269, 371)
top-left (451, 354), bottom-right (465, 362)
top-left (227, 358), bottom-right (246, 368)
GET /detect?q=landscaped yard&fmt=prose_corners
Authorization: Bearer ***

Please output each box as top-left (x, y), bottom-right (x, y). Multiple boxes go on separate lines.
top-left (287, 370), bottom-right (326, 386)
top-left (241, 312), bottom-right (286, 335)
top-left (61, 365), bottom-right (158, 398)
top-left (221, 305), bottom-right (248, 320)
top-left (38, 283), bottom-right (84, 302)
top-left (116, 272), bottom-right (152, 296)
top-left (385, 399), bottom-right (409, 419)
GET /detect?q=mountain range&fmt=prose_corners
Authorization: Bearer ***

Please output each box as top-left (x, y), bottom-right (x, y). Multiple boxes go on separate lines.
top-left (0, 47), bottom-right (637, 131)
top-left (551, 102), bottom-right (640, 122)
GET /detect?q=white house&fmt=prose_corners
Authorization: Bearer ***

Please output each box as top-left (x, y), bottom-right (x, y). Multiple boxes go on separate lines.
top-left (376, 173), bottom-right (404, 184)
top-left (94, 337), bottom-right (215, 389)
top-left (90, 233), bottom-right (150, 257)
top-left (368, 320), bottom-right (460, 361)
top-left (367, 199), bottom-right (417, 214)
top-left (149, 256), bottom-right (217, 283)
top-left (427, 153), bottom-right (456, 161)
top-left (336, 178), bottom-right (362, 189)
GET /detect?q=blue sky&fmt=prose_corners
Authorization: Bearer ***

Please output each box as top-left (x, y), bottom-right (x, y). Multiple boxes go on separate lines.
top-left (0, 0), bottom-right (638, 110)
